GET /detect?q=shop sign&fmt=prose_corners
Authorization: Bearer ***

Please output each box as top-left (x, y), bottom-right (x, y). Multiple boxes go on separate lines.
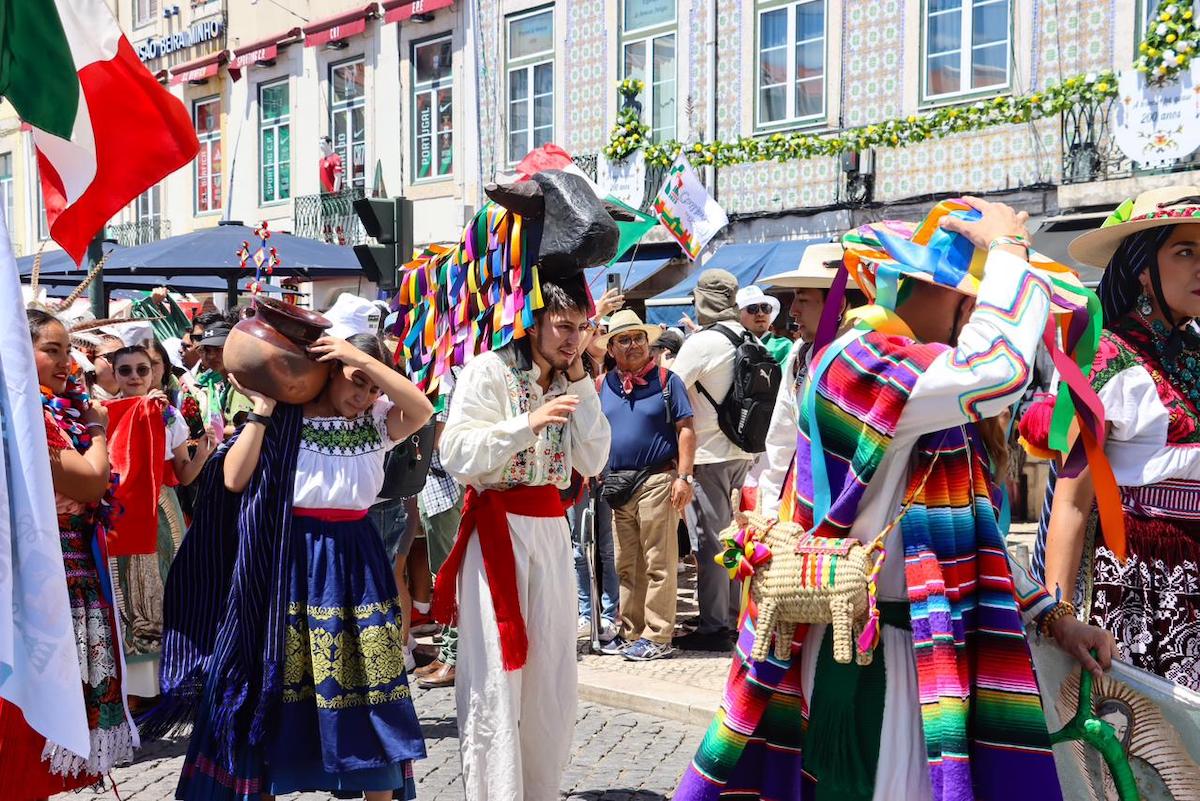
top-left (136, 17), bottom-right (225, 62)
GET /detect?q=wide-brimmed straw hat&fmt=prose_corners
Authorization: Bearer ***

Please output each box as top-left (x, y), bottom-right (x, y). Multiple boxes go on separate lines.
top-left (593, 309), bottom-right (662, 349)
top-left (842, 198), bottom-right (1089, 313)
top-left (760, 242), bottom-right (844, 289)
top-left (1068, 185), bottom-right (1200, 268)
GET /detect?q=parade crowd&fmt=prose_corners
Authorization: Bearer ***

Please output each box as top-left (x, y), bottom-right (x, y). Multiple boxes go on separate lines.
top-left (3, 184), bottom-right (1199, 801)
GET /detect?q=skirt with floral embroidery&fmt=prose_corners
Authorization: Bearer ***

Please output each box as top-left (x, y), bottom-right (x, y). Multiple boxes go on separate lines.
top-left (0, 511), bottom-right (134, 800)
top-left (176, 511), bottom-right (424, 800)
top-left (1086, 481), bottom-right (1200, 692)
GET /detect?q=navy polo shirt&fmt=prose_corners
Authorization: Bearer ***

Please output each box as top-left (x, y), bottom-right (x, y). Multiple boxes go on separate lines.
top-left (599, 368), bottom-right (694, 471)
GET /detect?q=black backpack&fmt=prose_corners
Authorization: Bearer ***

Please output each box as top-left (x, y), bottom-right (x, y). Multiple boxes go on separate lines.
top-left (695, 324), bottom-right (781, 453)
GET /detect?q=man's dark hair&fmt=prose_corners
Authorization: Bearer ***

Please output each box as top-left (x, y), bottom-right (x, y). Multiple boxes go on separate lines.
top-left (536, 280), bottom-right (588, 321)
top-left (194, 311), bottom-right (225, 331)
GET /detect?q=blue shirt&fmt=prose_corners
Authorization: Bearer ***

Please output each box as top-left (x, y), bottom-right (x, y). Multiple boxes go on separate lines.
top-left (599, 368), bottom-right (694, 471)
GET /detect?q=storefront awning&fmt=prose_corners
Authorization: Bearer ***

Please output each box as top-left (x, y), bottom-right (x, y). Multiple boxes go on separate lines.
top-left (169, 50), bottom-right (229, 85)
top-left (230, 27), bottom-right (302, 72)
top-left (304, 5), bottom-right (376, 48)
top-left (583, 253), bottom-right (676, 297)
top-left (644, 239), bottom-right (824, 324)
top-left (1032, 212), bottom-right (1108, 287)
top-left (382, 0), bottom-right (454, 23)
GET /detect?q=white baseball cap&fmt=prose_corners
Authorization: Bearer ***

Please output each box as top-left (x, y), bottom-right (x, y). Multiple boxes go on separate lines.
top-left (735, 285), bottom-right (781, 316)
top-left (324, 293), bottom-right (382, 338)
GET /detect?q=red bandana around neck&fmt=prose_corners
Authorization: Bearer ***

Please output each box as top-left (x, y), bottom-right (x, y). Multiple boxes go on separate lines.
top-left (617, 360), bottom-right (657, 396)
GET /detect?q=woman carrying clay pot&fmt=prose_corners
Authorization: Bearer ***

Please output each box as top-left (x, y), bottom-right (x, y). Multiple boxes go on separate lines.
top-left (150, 332), bottom-right (433, 801)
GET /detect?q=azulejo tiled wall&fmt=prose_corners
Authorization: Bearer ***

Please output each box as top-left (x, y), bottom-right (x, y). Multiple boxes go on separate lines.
top-left (565, 0), bottom-right (608, 155)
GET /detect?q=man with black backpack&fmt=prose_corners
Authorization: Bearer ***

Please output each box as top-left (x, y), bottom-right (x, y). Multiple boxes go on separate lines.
top-left (671, 269), bottom-right (781, 652)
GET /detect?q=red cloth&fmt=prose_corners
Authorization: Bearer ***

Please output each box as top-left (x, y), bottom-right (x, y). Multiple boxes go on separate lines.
top-left (617, 360), bottom-right (657, 396)
top-left (0, 700), bottom-right (96, 799)
top-left (103, 396), bottom-right (166, 556)
top-left (294, 507), bottom-right (369, 522)
top-left (432, 484), bottom-right (566, 671)
top-left (319, 152), bottom-right (343, 192)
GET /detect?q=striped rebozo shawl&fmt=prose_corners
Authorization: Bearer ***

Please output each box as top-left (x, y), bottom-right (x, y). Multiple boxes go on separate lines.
top-left (139, 404), bottom-right (303, 771)
top-left (793, 328), bottom-right (1062, 801)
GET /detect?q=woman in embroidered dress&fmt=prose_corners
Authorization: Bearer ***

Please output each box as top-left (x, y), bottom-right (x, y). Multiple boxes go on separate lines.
top-left (110, 345), bottom-right (215, 699)
top-left (1042, 186), bottom-right (1200, 691)
top-left (0, 309), bottom-right (135, 799)
top-left (165, 332), bottom-right (432, 801)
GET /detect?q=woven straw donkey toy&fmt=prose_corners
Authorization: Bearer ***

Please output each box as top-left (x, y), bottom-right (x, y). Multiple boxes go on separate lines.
top-left (720, 512), bottom-right (879, 665)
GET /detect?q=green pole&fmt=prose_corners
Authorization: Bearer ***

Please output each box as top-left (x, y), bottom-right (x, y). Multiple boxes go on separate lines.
top-left (87, 233), bottom-right (107, 318)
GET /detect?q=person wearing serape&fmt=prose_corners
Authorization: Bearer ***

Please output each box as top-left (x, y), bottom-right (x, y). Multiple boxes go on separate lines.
top-left (676, 198), bottom-right (1117, 801)
top-left (433, 279), bottom-right (610, 801)
top-left (150, 332), bottom-right (432, 801)
top-left (1037, 186), bottom-right (1200, 691)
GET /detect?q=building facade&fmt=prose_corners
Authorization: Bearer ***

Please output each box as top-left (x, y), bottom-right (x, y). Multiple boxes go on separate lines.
top-left (3, 1), bottom-right (1195, 303)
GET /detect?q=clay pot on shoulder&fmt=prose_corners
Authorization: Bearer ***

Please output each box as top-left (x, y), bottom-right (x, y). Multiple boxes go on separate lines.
top-left (223, 297), bottom-right (333, 404)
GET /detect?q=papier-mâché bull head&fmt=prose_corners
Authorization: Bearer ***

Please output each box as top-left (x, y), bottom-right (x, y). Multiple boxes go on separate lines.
top-left (484, 169), bottom-right (632, 280)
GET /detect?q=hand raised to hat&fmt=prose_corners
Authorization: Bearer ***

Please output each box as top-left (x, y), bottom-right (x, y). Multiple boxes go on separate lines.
top-left (939, 196), bottom-right (1031, 257)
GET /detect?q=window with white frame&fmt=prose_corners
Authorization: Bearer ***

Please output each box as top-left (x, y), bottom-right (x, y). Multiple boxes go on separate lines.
top-left (136, 186), bottom-right (161, 223)
top-left (0, 154), bottom-right (12, 230)
top-left (259, 80), bottom-right (291, 203)
top-left (923, 0), bottom-right (1010, 101)
top-left (621, 0), bottom-right (677, 143)
top-left (194, 97), bottom-right (222, 213)
top-left (757, 0), bottom-right (826, 129)
top-left (412, 36), bottom-right (454, 180)
top-left (1135, 0), bottom-right (1164, 44)
top-left (134, 0), bottom-right (159, 28)
top-left (506, 8), bottom-right (554, 164)
top-left (330, 59), bottom-right (367, 191)
top-left (35, 175), bottom-right (49, 241)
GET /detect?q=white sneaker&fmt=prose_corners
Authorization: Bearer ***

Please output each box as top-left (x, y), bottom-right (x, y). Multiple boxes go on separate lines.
top-left (598, 619), bottom-right (619, 644)
top-left (577, 616), bottom-right (591, 639)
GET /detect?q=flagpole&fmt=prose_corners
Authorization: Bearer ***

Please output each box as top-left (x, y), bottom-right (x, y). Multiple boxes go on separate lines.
top-left (87, 232), bottom-right (107, 318)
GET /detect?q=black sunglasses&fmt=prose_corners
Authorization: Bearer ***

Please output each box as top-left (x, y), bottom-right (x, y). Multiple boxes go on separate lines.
top-left (744, 303), bottom-right (774, 315)
top-left (117, 364), bottom-right (151, 378)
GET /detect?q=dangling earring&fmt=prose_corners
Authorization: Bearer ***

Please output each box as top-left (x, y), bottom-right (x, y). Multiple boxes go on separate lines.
top-left (1137, 292), bottom-right (1154, 317)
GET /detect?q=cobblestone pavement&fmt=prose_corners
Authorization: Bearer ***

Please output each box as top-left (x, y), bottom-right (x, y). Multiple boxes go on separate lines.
top-left (101, 686), bottom-right (705, 801)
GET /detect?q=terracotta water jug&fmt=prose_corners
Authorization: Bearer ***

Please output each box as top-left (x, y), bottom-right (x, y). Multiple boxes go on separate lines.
top-left (223, 297), bottom-right (333, 404)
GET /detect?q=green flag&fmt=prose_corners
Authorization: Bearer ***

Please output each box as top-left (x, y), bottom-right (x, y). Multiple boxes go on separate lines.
top-left (607, 196), bottom-right (658, 265)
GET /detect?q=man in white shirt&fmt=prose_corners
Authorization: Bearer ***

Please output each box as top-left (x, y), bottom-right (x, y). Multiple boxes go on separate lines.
top-left (434, 280), bottom-right (611, 801)
top-left (669, 269), bottom-right (756, 651)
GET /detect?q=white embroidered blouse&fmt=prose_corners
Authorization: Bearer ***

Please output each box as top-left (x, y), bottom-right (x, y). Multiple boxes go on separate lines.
top-left (292, 397), bottom-right (403, 510)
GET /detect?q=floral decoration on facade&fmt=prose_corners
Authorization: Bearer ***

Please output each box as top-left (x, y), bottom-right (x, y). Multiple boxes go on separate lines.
top-left (1135, 3), bottom-right (1198, 84)
top-left (603, 78), bottom-right (650, 162)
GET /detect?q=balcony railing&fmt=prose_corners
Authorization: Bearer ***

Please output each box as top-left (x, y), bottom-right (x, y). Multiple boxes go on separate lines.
top-left (571, 154), bottom-right (598, 182)
top-left (108, 219), bottom-right (170, 246)
top-left (1062, 96), bottom-right (1200, 184)
top-left (293, 187), bottom-right (367, 246)
top-left (642, 162), bottom-right (670, 213)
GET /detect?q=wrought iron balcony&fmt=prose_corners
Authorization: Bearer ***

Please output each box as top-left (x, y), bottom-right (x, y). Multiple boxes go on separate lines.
top-left (108, 219), bottom-right (171, 246)
top-left (293, 187), bottom-right (367, 246)
top-left (571, 153), bottom-right (598, 183)
top-left (642, 162), bottom-right (670, 213)
top-left (1062, 96), bottom-right (1200, 184)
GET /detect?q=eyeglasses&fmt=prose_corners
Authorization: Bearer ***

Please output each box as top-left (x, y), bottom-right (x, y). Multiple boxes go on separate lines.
top-left (613, 333), bottom-right (648, 349)
top-left (117, 364), bottom-right (151, 378)
top-left (744, 303), bottom-right (774, 315)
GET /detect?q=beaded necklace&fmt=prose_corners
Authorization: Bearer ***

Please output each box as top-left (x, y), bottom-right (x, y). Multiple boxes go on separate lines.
top-left (1133, 311), bottom-right (1200, 406)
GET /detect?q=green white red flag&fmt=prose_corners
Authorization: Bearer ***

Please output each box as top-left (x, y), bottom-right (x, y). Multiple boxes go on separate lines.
top-left (0, 0), bottom-right (199, 263)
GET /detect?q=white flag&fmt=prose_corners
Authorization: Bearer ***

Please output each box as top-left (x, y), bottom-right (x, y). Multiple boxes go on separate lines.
top-left (652, 154), bottom-right (728, 260)
top-left (0, 208), bottom-right (89, 757)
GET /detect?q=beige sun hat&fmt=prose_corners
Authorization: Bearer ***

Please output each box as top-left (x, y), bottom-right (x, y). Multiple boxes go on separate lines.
top-left (760, 242), bottom-right (844, 289)
top-left (593, 309), bottom-right (662, 349)
top-left (1068, 185), bottom-right (1200, 268)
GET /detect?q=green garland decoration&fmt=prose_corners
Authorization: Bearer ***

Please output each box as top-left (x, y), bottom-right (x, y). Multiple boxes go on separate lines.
top-left (603, 78), bottom-right (650, 162)
top-left (604, 12), bottom-right (1195, 170)
top-left (1135, 3), bottom-right (1198, 83)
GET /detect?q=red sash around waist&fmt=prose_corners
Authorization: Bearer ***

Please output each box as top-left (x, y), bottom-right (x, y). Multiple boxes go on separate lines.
top-left (431, 484), bottom-right (566, 671)
top-left (293, 507), bottom-right (369, 522)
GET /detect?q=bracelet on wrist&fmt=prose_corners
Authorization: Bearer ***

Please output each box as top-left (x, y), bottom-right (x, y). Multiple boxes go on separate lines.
top-left (987, 235), bottom-right (1030, 252)
top-left (1038, 599), bottom-right (1077, 639)
top-left (245, 411), bottom-right (272, 427)
top-left (85, 423), bottom-right (106, 432)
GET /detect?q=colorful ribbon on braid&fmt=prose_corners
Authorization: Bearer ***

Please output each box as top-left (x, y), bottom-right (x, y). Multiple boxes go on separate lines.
top-left (840, 198), bottom-right (1126, 560)
top-left (390, 203), bottom-right (544, 397)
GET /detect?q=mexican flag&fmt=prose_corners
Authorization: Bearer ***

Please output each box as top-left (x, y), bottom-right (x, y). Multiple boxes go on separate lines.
top-left (0, 0), bottom-right (198, 264)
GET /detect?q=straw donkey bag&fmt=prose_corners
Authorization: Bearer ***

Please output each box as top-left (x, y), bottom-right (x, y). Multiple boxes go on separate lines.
top-left (722, 452), bottom-right (939, 666)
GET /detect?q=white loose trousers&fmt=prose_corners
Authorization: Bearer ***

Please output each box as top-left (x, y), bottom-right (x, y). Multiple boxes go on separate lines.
top-left (455, 511), bottom-right (578, 801)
